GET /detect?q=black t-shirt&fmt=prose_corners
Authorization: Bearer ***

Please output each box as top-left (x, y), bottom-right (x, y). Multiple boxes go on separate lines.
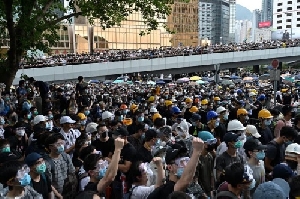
top-left (266, 140), bottom-right (285, 172)
top-left (84, 182), bottom-right (98, 192)
top-left (136, 146), bottom-right (153, 163)
top-left (115, 143), bottom-right (136, 181)
top-left (31, 174), bottom-right (51, 199)
top-left (147, 180), bottom-right (176, 199)
top-left (92, 138), bottom-right (115, 158)
top-left (214, 123), bottom-right (227, 142)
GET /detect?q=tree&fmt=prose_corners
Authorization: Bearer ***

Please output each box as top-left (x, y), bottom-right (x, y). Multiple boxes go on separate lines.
top-left (0, 0), bottom-right (174, 88)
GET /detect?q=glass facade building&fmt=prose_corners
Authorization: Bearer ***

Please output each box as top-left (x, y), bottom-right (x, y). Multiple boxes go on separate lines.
top-left (262, 0), bottom-right (274, 23)
top-left (198, 0), bottom-right (230, 44)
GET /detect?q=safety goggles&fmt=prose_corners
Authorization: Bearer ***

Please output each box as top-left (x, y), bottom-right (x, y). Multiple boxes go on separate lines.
top-left (174, 157), bottom-right (190, 167)
top-left (95, 160), bottom-right (108, 171)
top-left (204, 138), bottom-right (217, 145)
top-left (139, 162), bottom-right (153, 176)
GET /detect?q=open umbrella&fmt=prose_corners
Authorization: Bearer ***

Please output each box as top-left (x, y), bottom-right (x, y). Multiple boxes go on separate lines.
top-left (156, 80), bottom-right (166, 85)
top-left (190, 76), bottom-right (201, 81)
top-left (221, 80), bottom-right (234, 86)
top-left (196, 80), bottom-right (206, 84)
top-left (177, 77), bottom-right (189, 83)
top-left (89, 80), bottom-right (100, 84)
top-left (147, 81), bottom-right (156, 85)
top-left (243, 77), bottom-right (253, 81)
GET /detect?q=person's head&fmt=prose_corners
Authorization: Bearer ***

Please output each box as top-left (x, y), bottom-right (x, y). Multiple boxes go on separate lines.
top-left (79, 145), bottom-right (98, 161)
top-left (273, 163), bottom-right (295, 181)
top-left (280, 126), bottom-right (297, 145)
top-left (243, 138), bottom-right (267, 160)
top-left (190, 114), bottom-right (201, 127)
top-left (245, 125), bottom-right (261, 139)
top-left (285, 143), bottom-right (300, 171)
top-left (253, 181), bottom-right (286, 199)
top-left (165, 144), bottom-right (189, 179)
top-left (198, 131), bottom-right (216, 152)
top-left (134, 122), bottom-right (147, 138)
top-left (175, 120), bottom-right (189, 139)
top-left (144, 129), bottom-right (158, 146)
top-left (225, 162), bottom-right (254, 191)
top-left (60, 116), bottom-right (76, 130)
top-left (113, 127), bottom-right (129, 141)
top-left (207, 111), bottom-right (219, 128)
top-left (84, 154), bottom-right (107, 182)
top-left (78, 76), bottom-right (84, 82)
top-left (86, 122), bottom-right (98, 141)
top-left (97, 122), bottom-right (108, 139)
top-left (0, 139), bottom-right (10, 153)
top-left (282, 105), bottom-right (293, 121)
top-left (0, 160), bottom-right (31, 189)
top-left (24, 152), bottom-right (46, 175)
top-left (258, 109), bottom-right (273, 126)
top-left (237, 108), bottom-right (248, 122)
top-left (128, 161), bottom-right (152, 185)
top-left (45, 133), bottom-right (65, 154)
top-left (223, 132), bottom-right (241, 150)
top-left (75, 137), bottom-right (89, 154)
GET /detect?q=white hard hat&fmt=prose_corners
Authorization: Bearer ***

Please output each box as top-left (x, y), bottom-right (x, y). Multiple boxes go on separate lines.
top-left (227, 119), bottom-right (246, 131)
top-left (216, 106), bottom-right (227, 114)
top-left (102, 111), bottom-right (113, 120)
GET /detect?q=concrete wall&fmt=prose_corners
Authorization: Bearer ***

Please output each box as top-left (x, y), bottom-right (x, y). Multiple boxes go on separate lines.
top-left (14, 46), bottom-right (300, 84)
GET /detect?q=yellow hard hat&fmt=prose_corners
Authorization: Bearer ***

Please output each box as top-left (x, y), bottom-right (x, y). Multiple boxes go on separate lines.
top-left (214, 97), bottom-right (221, 101)
top-left (165, 100), bottom-right (173, 106)
top-left (258, 109), bottom-right (273, 119)
top-left (185, 98), bottom-right (193, 103)
top-left (189, 106), bottom-right (199, 113)
top-left (78, 113), bottom-right (87, 120)
top-left (237, 109), bottom-right (248, 116)
top-left (148, 96), bottom-right (155, 102)
top-left (130, 104), bottom-right (138, 112)
top-left (153, 113), bottom-right (162, 122)
top-left (201, 99), bottom-right (208, 105)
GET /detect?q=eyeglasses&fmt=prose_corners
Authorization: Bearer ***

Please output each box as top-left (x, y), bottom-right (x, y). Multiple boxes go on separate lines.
top-left (95, 160), bottom-right (108, 171)
top-left (204, 138), bottom-right (217, 145)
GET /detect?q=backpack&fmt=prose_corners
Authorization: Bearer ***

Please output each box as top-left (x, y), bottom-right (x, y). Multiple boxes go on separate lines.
top-left (122, 185), bottom-right (140, 199)
top-left (216, 191), bottom-right (239, 199)
top-left (45, 152), bottom-right (78, 199)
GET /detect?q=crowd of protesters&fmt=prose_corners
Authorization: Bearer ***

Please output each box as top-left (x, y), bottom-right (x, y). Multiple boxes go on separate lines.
top-left (21, 39), bottom-right (300, 69)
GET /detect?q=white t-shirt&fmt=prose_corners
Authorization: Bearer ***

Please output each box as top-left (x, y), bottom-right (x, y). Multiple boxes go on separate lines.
top-left (130, 185), bottom-right (156, 199)
top-left (59, 128), bottom-right (80, 158)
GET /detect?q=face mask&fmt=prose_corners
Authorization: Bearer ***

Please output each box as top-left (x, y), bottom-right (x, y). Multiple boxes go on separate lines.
top-left (0, 119), bottom-right (4, 125)
top-left (84, 111), bottom-right (90, 116)
top-left (137, 116), bottom-right (144, 122)
top-left (19, 173), bottom-right (31, 186)
top-left (57, 145), bottom-right (64, 154)
top-left (45, 123), bottom-right (51, 129)
top-left (223, 113), bottom-right (229, 120)
top-left (48, 114), bottom-right (53, 120)
top-left (98, 168), bottom-right (107, 179)
top-left (255, 151), bottom-right (265, 160)
top-left (27, 114), bottom-right (32, 120)
top-left (156, 139), bottom-right (161, 146)
top-left (176, 167), bottom-right (184, 178)
top-left (248, 179), bottom-right (256, 190)
top-left (36, 162), bottom-right (46, 174)
top-left (81, 120), bottom-right (86, 126)
top-left (101, 131), bottom-right (108, 138)
top-left (192, 122), bottom-right (197, 126)
top-left (16, 129), bottom-right (25, 137)
top-left (2, 146), bottom-right (10, 153)
top-left (141, 133), bottom-right (145, 139)
top-left (202, 105), bottom-right (207, 109)
top-left (119, 115), bottom-right (124, 122)
top-left (245, 116), bottom-right (249, 120)
top-left (214, 119), bottom-right (220, 128)
top-left (34, 111), bottom-right (38, 115)
top-left (264, 120), bottom-right (271, 126)
top-left (234, 140), bottom-right (243, 148)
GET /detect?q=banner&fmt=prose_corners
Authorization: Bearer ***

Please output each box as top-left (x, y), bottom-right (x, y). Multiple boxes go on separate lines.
top-left (271, 28), bottom-right (300, 40)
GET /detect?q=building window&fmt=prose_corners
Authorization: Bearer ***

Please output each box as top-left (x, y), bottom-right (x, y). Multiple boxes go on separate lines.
top-left (287, 7), bottom-right (292, 10)
top-left (297, 24), bottom-right (300, 27)
top-left (286, 25), bottom-right (292, 28)
top-left (277, 20), bottom-right (282, 23)
top-left (277, 3), bottom-right (282, 6)
top-left (277, 26), bottom-right (282, 29)
top-left (287, 19), bottom-right (292, 22)
top-left (287, 13), bottom-right (292, 16)
top-left (277, 9), bottom-right (282, 12)
top-left (288, 1), bottom-right (292, 4)
top-left (298, 18), bottom-right (300, 21)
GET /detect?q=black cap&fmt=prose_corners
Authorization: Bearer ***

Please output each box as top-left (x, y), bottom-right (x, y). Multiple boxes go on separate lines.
top-left (165, 145), bottom-right (188, 165)
top-left (0, 152), bottom-right (19, 164)
top-left (243, 138), bottom-right (267, 151)
top-left (223, 132), bottom-right (239, 143)
top-left (114, 127), bottom-right (129, 137)
top-left (190, 114), bottom-right (201, 122)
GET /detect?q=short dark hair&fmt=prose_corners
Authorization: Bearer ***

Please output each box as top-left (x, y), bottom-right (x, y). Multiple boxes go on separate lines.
top-left (83, 154), bottom-right (102, 172)
top-left (0, 139), bottom-right (10, 148)
top-left (0, 160), bottom-right (23, 187)
top-left (127, 161), bottom-right (143, 184)
top-left (45, 133), bottom-right (65, 149)
top-left (154, 118), bottom-right (165, 128)
top-left (136, 122), bottom-right (145, 133)
top-left (167, 191), bottom-right (191, 199)
top-left (280, 126), bottom-right (297, 140)
top-left (282, 105), bottom-right (293, 116)
top-left (79, 145), bottom-right (96, 161)
top-left (225, 162), bottom-right (245, 188)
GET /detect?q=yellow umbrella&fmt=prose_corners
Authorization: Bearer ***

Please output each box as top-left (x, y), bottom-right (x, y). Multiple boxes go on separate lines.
top-left (189, 76), bottom-right (201, 81)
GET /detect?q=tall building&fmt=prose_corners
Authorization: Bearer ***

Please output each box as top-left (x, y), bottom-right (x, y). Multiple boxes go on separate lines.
top-left (235, 20), bottom-right (252, 43)
top-left (252, 9), bottom-right (262, 41)
top-left (229, 0), bottom-right (236, 43)
top-left (198, 0), bottom-right (230, 44)
top-left (261, 0), bottom-right (273, 23)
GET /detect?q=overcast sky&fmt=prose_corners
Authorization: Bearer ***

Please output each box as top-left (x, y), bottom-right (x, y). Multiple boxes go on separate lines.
top-left (236, 0), bottom-right (262, 11)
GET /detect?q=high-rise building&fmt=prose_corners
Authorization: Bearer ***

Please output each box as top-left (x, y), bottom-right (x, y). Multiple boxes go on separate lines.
top-left (198, 0), bottom-right (230, 44)
top-left (229, 0), bottom-right (236, 43)
top-left (252, 9), bottom-right (262, 41)
top-left (261, 0), bottom-right (273, 23)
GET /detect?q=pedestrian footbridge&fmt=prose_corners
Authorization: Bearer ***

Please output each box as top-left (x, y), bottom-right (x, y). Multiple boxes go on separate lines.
top-left (13, 47), bottom-right (300, 84)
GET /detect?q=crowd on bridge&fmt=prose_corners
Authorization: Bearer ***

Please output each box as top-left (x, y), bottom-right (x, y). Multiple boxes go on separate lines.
top-left (1, 67), bottom-right (300, 198)
top-left (21, 39), bottom-right (300, 69)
